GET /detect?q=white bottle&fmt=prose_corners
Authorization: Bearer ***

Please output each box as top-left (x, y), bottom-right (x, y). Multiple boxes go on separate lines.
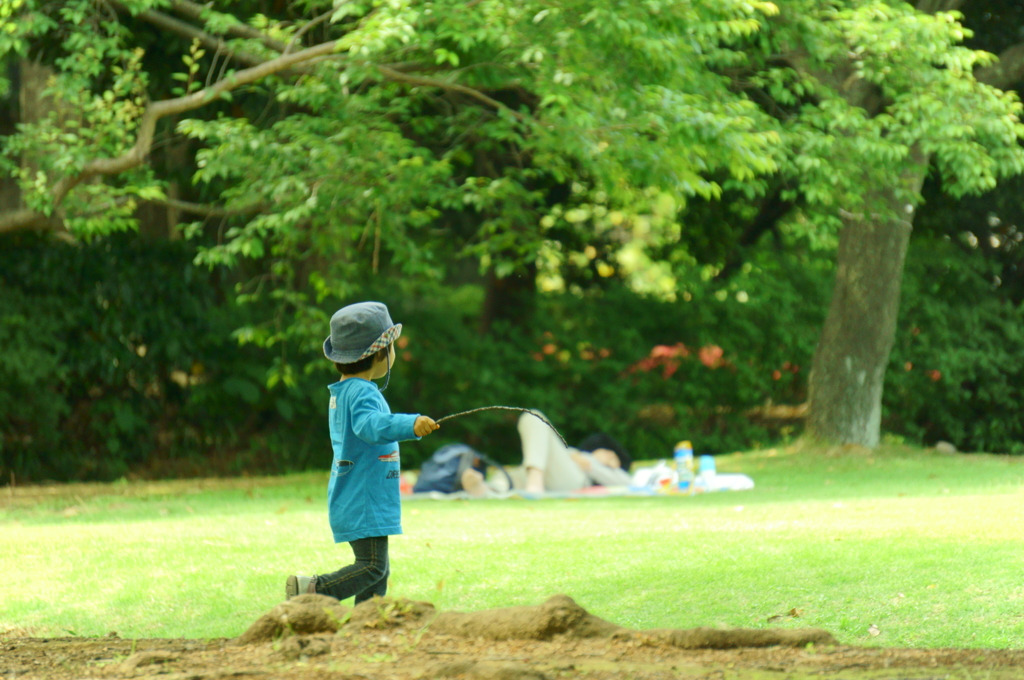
top-left (696, 454), bottom-right (716, 493)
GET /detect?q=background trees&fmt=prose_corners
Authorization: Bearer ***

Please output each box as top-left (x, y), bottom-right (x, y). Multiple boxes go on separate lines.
top-left (2, 0), bottom-right (1024, 482)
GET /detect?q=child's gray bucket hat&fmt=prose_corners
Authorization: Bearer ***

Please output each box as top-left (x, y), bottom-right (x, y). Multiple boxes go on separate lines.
top-left (323, 301), bottom-right (403, 364)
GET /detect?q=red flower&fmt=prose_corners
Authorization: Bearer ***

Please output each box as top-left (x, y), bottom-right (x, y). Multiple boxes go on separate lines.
top-left (631, 357), bottom-right (658, 372)
top-left (627, 342), bottom-right (700, 378)
top-left (650, 344), bottom-right (676, 358)
top-left (542, 343), bottom-right (558, 355)
top-left (532, 352), bottom-right (544, 362)
top-left (928, 370), bottom-right (942, 382)
top-left (699, 345), bottom-right (724, 368)
top-left (772, 369), bottom-right (782, 381)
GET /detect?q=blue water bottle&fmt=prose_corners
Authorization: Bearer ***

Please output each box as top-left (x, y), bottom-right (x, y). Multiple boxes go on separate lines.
top-left (674, 441), bottom-right (694, 493)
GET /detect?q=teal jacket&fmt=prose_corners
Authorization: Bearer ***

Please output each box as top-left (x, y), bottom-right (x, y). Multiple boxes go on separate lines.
top-left (326, 378), bottom-right (419, 543)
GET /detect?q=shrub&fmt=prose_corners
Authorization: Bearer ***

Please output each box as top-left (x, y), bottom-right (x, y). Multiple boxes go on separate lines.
top-left (0, 233), bottom-right (247, 481)
top-left (885, 240), bottom-right (1024, 454)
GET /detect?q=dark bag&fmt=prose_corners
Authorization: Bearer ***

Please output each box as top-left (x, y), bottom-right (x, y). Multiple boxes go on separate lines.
top-left (412, 443), bottom-right (512, 494)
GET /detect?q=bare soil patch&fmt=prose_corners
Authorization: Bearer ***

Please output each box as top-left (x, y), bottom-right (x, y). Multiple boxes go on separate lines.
top-left (3, 595), bottom-right (1022, 680)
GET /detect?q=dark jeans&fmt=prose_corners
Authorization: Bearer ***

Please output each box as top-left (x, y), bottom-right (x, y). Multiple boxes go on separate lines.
top-left (315, 536), bottom-right (390, 604)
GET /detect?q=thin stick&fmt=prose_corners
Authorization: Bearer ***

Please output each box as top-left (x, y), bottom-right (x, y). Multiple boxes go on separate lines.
top-left (284, 8), bottom-right (336, 55)
top-left (436, 407), bottom-right (568, 448)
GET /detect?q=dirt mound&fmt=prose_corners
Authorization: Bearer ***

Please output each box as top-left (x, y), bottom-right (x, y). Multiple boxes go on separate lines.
top-left (236, 593), bottom-right (436, 644)
top-left (431, 593), bottom-right (623, 641)
top-left (7, 607), bottom-right (1024, 680)
top-left (235, 594), bottom-right (350, 644)
top-left (236, 593), bottom-right (836, 650)
top-left (638, 626), bottom-right (837, 649)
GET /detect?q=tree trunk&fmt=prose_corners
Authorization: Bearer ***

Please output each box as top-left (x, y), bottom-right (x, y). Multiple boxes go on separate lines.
top-left (806, 162), bottom-right (926, 446)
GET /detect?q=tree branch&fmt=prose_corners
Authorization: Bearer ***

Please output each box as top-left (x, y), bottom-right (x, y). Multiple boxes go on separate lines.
top-left (111, 2), bottom-right (269, 69)
top-left (285, 8), bottom-right (335, 55)
top-left (713, 187), bottom-right (795, 281)
top-left (376, 65), bottom-right (526, 120)
top-left (3, 42), bottom-right (523, 234)
top-left (62, 39), bottom-right (339, 192)
top-left (154, 197), bottom-right (265, 217)
top-left (0, 208), bottom-right (53, 234)
top-left (165, 0), bottom-right (290, 53)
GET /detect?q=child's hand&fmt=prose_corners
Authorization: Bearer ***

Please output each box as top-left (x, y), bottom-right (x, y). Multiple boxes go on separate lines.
top-left (414, 415), bottom-right (439, 437)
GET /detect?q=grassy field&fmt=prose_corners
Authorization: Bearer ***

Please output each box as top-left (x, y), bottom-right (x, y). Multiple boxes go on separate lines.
top-left (2, 441), bottom-right (1023, 648)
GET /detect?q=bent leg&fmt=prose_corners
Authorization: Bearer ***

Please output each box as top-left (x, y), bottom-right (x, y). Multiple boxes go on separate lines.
top-left (316, 536), bottom-right (389, 603)
top-left (517, 411), bottom-right (588, 492)
top-left (350, 540), bottom-right (385, 602)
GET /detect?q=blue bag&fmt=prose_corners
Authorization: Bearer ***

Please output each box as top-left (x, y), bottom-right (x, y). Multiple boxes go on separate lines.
top-left (412, 443), bottom-right (511, 494)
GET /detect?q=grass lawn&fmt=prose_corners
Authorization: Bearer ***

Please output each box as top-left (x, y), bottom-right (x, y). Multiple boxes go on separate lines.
top-left (2, 441), bottom-right (1023, 648)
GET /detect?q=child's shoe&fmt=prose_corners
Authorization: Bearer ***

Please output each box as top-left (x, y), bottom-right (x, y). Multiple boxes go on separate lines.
top-left (285, 574), bottom-right (317, 600)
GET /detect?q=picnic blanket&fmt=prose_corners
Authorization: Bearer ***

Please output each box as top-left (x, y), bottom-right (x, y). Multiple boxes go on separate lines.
top-left (401, 473), bottom-right (754, 501)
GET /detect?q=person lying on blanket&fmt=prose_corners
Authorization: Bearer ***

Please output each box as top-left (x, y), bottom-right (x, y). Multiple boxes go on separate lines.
top-left (462, 411), bottom-right (632, 496)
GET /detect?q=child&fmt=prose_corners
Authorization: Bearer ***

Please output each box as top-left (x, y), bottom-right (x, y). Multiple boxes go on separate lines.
top-left (286, 301), bottom-right (439, 603)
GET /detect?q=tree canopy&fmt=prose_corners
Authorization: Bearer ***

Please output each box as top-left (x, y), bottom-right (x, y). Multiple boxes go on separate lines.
top-left (3, 1), bottom-right (1020, 264)
top-left (2, 0), bottom-right (1024, 448)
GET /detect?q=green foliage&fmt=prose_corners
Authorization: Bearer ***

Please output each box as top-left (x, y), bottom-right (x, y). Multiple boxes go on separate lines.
top-left (3, 0), bottom-right (1009, 370)
top-left (4, 0), bottom-right (1024, 473)
top-left (0, 233), bottom-right (241, 481)
top-left (167, 0), bottom-right (790, 343)
top-left (0, 0), bottom-right (161, 232)
top-left (885, 239), bottom-right (1024, 454)
top-left (0, 277), bottom-right (68, 470)
top-left (914, 172), bottom-right (1024, 305)
top-left (758, 2), bottom-right (1024, 223)
top-left (2, 0), bottom-right (780, 363)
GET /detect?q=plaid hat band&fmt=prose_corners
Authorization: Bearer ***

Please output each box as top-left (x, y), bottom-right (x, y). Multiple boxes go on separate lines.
top-left (356, 324), bottom-right (402, 360)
